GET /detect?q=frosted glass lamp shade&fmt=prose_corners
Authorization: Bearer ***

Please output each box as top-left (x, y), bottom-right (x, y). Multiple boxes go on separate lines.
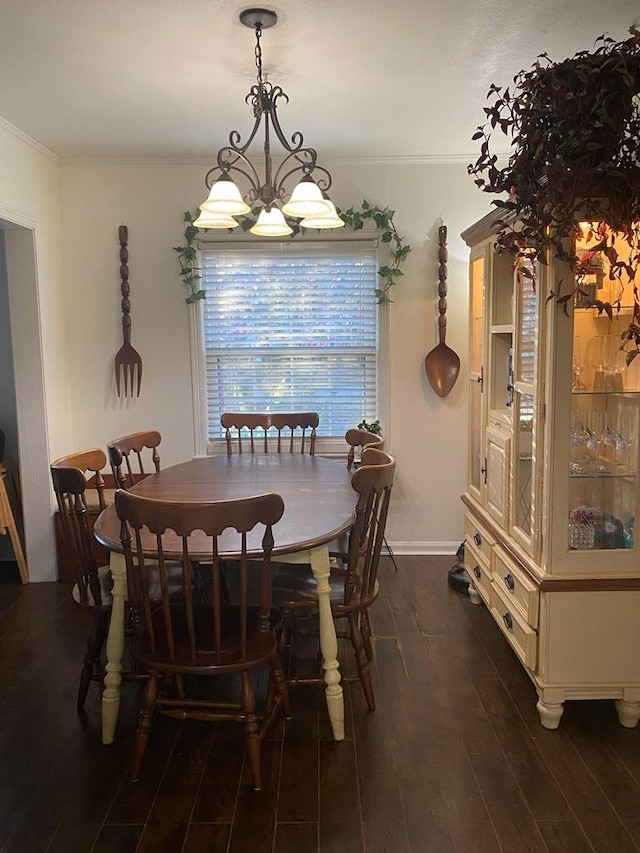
top-left (281, 177), bottom-right (331, 218)
top-left (200, 177), bottom-right (251, 216)
top-left (193, 211), bottom-right (240, 229)
top-left (249, 206), bottom-right (293, 237)
top-left (300, 199), bottom-right (345, 229)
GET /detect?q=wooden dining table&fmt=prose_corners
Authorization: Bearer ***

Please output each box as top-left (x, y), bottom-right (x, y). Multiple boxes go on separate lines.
top-left (93, 453), bottom-right (356, 746)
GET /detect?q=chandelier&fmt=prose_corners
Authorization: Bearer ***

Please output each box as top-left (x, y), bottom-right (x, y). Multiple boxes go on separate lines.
top-left (195, 7), bottom-right (344, 236)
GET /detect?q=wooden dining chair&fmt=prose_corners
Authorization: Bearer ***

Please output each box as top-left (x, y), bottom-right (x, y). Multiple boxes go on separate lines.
top-left (115, 489), bottom-right (291, 790)
top-left (327, 428), bottom-right (385, 563)
top-left (107, 429), bottom-right (162, 490)
top-left (345, 427), bottom-right (384, 471)
top-left (52, 447), bottom-right (184, 712)
top-left (341, 427), bottom-right (398, 571)
top-left (51, 449), bottom-right (122, 712)
top-left (272, 447), bottom-right (396, 710)
top-left (221, 412), bottom-right (319, 456)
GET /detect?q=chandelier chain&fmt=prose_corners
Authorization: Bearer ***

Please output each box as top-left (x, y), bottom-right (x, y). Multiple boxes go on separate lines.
top-left (254, 25), bottom-right (263, 86)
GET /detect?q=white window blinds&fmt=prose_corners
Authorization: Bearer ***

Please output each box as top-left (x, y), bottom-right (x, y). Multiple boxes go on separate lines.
top-left (198, 242), bottom-right (379, 441)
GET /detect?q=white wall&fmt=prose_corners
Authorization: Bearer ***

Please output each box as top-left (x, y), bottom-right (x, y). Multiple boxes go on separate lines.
top-left (58, 159), bottom-right (489, 552)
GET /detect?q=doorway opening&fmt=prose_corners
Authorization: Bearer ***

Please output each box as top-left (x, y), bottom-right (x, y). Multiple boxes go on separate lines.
top-left (0, 217), bottom-right (56, 582)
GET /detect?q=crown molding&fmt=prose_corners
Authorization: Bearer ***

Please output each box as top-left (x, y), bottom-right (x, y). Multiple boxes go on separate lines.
top-left (0, 116), bottom-right (59, 163)
top-left (58, 152), bottom-right (495, 168)
top-left (0, 201), bottom-right (38, 229)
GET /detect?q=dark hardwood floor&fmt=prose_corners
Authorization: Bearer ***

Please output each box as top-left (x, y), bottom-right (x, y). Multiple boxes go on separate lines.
top-left (1, 555), bottom-right (640, 852)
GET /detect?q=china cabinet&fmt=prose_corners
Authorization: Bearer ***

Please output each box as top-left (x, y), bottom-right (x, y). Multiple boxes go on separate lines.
top-left (461, 209), bottom-right (640, 729)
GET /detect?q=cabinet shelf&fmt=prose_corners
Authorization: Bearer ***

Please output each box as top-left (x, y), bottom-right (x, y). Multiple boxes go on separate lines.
top-left (572, 389), bottom-right (640, 396)
top-left (489, 409), bottom-right (512, 426)
top-left (575, 305), bottom-right (636, 315)
top-left (569, 471), bottom-right (636, 481)
top-left (491, 325), bottom-right (514, 335)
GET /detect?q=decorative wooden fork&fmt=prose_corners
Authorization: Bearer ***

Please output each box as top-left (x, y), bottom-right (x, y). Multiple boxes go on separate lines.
top-left (114, 225), bottom-right (142, 397)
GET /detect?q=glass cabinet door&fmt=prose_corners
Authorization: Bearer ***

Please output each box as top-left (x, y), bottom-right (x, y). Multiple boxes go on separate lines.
top-left (512, 255), bottom-right (540, 554)
top-left (568, 229), bottom-right (640, 555)
top-left (468, 253), bottom-right (485, 498)
top-left (488, 252), bottom-right (515, 419)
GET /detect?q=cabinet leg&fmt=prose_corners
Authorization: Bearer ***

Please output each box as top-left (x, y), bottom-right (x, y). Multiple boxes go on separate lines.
top-left (615, 699), bottom-right (640, 728)
top-left (536, 698), bottom-right (564, 729)
top-left (468, 584), bottom-right (482, 606)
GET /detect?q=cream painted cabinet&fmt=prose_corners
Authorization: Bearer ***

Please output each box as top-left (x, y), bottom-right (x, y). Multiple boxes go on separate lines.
top-left (461, 210), bottom-right (640, 729)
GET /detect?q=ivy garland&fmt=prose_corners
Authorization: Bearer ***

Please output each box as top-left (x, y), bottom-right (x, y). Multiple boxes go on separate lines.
top-left (173, 200), bottom-right (411, 305)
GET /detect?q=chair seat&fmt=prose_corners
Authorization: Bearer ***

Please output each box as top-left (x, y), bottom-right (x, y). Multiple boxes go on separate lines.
top-left (328, 531), bottom-right (373, 562)
top-left (71, 559), bottom-right (185, 610)
top-left (272, 564), bottom-right (379, 612)
top-left (84, 488), bottom-right (117, 511)
top-left (328, 531), bottom-right (349, 559)
top-left (71, 564), bottom-right (114, 610)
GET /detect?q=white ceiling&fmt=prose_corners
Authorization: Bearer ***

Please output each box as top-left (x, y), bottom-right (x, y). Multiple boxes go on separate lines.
top-left (0, 0), bottom-right (638, 162)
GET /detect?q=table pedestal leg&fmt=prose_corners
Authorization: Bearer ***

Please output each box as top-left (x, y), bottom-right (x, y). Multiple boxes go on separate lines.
top-left (102, 553), bottom-right (126, 745)
top-left (308, 547), bottom-right (345, 741)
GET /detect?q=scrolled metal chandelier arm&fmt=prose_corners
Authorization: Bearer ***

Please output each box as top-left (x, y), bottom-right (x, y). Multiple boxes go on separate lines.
top-left (267, 87), bottom-right (333, 197)
top-left (203, 117), bottom-right (264, 192)
top-left (274, 157), bottom-right (333, 198)
top-left (204, 150), bottom-right (262, 203)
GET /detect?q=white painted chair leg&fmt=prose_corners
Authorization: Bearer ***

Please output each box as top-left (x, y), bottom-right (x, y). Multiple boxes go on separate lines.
top-left (102, 552), bottom-right (127, 745)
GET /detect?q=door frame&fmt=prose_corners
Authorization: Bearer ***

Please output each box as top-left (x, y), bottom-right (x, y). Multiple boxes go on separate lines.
top-left (1, 207), bottom-right (56, 582)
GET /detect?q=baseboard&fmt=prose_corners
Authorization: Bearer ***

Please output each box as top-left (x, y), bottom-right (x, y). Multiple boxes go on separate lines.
top-left (385, 541), bottom-right (461, 556)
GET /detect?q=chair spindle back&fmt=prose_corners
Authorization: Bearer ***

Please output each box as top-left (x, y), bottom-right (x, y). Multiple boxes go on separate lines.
top-left (344, 427), bottom-right (385, 471)
top-left (107, 429), bottom-right (162, 490)
top-left (115, 490), bottom-right (285, 666)
top-left (221, 412), bottom-right (319, 456)
top-left (51, 449), bottom-right (108, 605)
top-left (346, 447), bottom-right (395, 604)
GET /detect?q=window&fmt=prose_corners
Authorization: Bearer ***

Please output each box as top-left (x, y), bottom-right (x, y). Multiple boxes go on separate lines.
top-left (190, 239), bottom-right (382, 454)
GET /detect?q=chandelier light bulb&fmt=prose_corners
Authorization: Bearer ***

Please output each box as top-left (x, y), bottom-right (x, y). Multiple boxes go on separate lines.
top-left (281, 177), bottom-right (332, 219)
top-left (193, 210), bottom-right (240, 229)
top-left (250, 206), bottom-right (293, 237)
top-left (200, 176), bottom-right (251, 216)
top-left (300, 198), bottom-right (345, 230)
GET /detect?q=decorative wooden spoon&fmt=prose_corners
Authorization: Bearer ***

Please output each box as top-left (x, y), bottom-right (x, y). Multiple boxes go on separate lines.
top-left (425, 224), bottom-right (460, 397)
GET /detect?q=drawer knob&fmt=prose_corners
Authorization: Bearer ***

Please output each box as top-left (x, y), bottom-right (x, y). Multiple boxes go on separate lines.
top-left (503, 612), bottom-right (513, 631)
top-left (473, 565), bottom-right (481, 580)
top-left (473, 533), bottom-right (482, 547)
top-left (504, 573), bottom-right (515, 592)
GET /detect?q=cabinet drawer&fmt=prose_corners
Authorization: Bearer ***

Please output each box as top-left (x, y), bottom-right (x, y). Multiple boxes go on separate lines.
top-left (493, 546), bottom-right (539, 628)
top-left (490, 581), bottom-right (537, 671)
top-left (464, 540), bottom-right (491, 603)
top-left (464, 513), bottom-right (494, 565)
